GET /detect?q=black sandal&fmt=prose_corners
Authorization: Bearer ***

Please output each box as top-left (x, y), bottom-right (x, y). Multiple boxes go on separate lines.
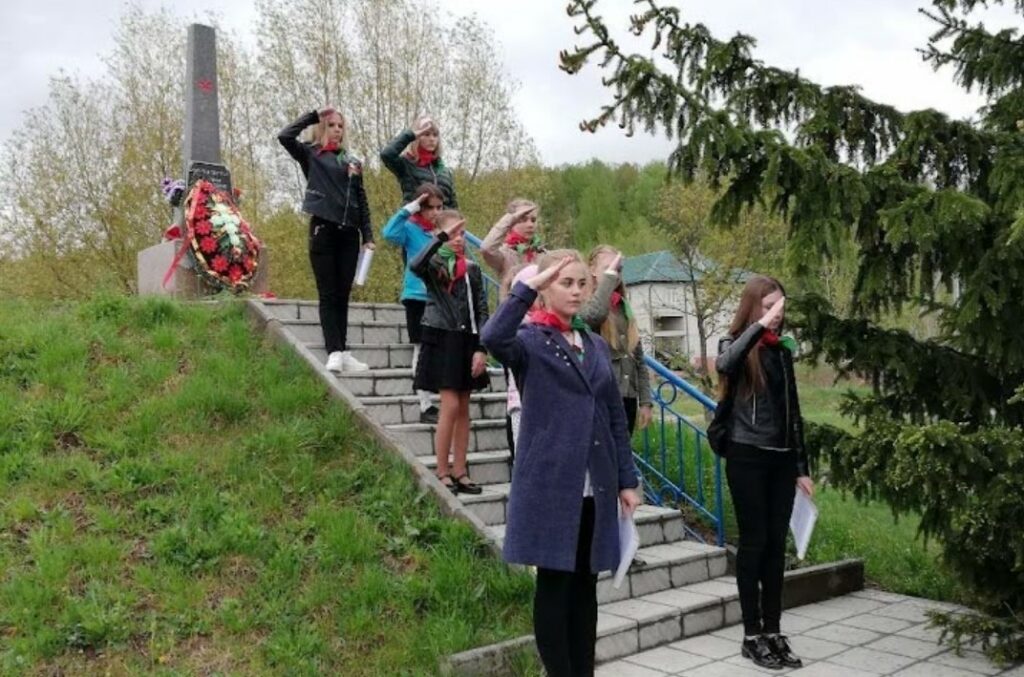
top-left (453, 473), bottom-right (482, 495)
top-left (438, 474), bottom-right (457, 494)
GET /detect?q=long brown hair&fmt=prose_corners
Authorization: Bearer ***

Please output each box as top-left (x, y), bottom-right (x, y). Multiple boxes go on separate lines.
top-left (718, 275), bottom-right (784, 400)
top-left (588, 245), bottom-right (640, 353)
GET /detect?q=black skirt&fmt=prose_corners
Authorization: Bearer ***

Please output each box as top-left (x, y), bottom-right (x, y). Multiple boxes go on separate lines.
top-left (414, 326), bottom-right (490, 393)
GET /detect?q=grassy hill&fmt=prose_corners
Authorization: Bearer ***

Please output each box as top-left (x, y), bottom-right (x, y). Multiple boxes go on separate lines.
top-left (0, 296), bottom-right (532, 675)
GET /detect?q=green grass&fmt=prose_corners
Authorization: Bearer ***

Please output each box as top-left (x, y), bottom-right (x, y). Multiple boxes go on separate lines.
top-left (641, 369), bottom-right (963, 603)
top-left (0, 296), bottom-right (532, 675)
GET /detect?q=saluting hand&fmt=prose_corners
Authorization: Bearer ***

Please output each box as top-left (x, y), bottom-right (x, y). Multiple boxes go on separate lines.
top-left (442, 218), bottom-right (465, 239)
top-left (759, 297), bottom-right (786, 330)
top-left (414, 117), bottom-right (435, 137)
top-left (512, 205), bottom-right (536, 224)
top-left (318, 106), bottom-right (337, 120)
top-left (526, 256), bottom-right (573, 291)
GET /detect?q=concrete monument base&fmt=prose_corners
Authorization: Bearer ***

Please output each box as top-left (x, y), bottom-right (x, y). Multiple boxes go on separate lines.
top-left (137, 239), bottom-right (270, 298)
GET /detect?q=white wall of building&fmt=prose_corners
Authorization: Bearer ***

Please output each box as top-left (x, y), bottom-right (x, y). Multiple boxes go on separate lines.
top-left (627, 282), bottom-right (734, 364)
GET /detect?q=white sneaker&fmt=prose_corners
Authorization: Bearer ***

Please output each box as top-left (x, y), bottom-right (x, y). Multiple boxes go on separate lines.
top-left (325, 351), bottom-right (344, 373)
top-left (339, 351), bottom-right (369, 372)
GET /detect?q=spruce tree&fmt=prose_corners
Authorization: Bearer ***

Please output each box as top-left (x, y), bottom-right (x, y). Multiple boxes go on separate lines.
top-left (560, 0), bottom-right (1024, 661)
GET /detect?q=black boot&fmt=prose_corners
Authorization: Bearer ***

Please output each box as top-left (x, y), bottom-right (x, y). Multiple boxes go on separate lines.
top-left (741, 635), bottom-right (783, 670)
top-left (766, 634), bottom-right (803, 668)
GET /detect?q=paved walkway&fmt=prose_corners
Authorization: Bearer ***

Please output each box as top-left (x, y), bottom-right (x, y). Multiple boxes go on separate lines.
top-left (596, 586), bottom-right (1022, 676)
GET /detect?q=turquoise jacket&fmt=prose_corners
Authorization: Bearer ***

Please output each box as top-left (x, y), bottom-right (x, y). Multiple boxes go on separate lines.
top-left (382, 207), bottom-right (433, 303)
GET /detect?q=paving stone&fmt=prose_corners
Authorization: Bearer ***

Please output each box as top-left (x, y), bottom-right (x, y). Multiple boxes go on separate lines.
top-left (597, 611), bottom-right (637, 635)
top-left (787, 662), bottom-right (878, 677)
top-left (788, 597), bottom-right (883, 622)
top-left (603, 598), bottom-right (679, 623)
top-left (870, 602), bottom-right (933, 624)
top-left (999, 664), bottom-right (1024, 676)
top-left (707, 555), bottom-right (728, 578)
top-left (927, 649), bottom-right (1003, 675)
top-left (596, 627), bottom-right (640, 664)
top-left (596, 660), bottom-right (669, 676)
top-left (671, 558), bottom-right (711, 587)
top-left (632, 566), bottom-right (672, 597)
top-left (864, 634), bottom-right (946, 659)
top-left (684, 579), bottom-right (738, 599)
top-left (838, 613), bottom-right (915, 634)
top-left (723, 599), bottom-right (742, 626)
top-left (680, 660), bottom-right (768, 677)
top-left (710, 623), bottom-right (745, 642)
top-left (785, 635), bottom-right (849, 660)
top-left (625, 646), bottom-right (710, 673)
top-left (894, 621), bottom-right (945, 644)
top-left (721, 654), bottom-right (798, 674)
top-left (850, 589), bottom-right (914, 604)
top-left (780, 611), bottom-right (829, 634)
top-left (639, 616), bottom-right (684, 650)
top-left (827, 647), bottom-right (918, 674)
top-left (667, 634), bottom-right (739, 660)
top-left (803, 622), bottom-right (882, 646)
top-left (892, 663), bottom-right (992, 677)
top-left (645, 588), bottom-right (720, 612)
top-left (683, 605), bottom-right (725, 637)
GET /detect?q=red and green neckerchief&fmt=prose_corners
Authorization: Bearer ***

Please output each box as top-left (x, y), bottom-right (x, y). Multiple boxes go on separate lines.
top-left (610, 290), bottom-right (634, 321)
top-left (437, 245), bottom-right (467, 292)
top-left (760, 330), bottom-right (798, 352)
top-left (410, 212), bottom-right (435, 232)
top-left (317, 142), bottom-right (341, 156)
top-left (505, 231), bottom-right (544, 262)
top-left (529, 310), bottom-right (589, 360)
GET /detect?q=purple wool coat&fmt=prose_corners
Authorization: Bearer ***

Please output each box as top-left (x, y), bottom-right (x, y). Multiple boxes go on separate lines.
top-left (481, 282), bottom-right (640, 573)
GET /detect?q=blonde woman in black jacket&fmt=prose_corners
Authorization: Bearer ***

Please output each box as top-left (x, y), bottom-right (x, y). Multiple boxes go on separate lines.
top-left (278, 107), bottom-right (374, 373)
top-left (715, 275), bottom-right (814, 671)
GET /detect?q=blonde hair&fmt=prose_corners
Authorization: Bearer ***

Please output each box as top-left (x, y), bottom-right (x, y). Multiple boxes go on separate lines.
top-left (588, 245), bottom-right (640, 353)
top-left (402, 115), bottom-right (442, 160)
top-left (306, 108), bottom-right (347, 146)
top-left (436, 209), bottom-right (462, 229)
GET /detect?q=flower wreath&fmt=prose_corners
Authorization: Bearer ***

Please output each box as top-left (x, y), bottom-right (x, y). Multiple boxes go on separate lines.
top-left (172, 179), bottom-right (262, 292)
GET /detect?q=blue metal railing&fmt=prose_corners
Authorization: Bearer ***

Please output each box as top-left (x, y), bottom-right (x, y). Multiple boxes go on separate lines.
top-left (463, 232), bottom-right (725, 546)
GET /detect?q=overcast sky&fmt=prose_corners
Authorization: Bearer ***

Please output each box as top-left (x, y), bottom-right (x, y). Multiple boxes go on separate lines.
top-left (1, 0), bottom-right (1017, 165)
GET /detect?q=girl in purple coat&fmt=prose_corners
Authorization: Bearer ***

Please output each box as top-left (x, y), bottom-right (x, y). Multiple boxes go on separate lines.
top-left (482, 249), bottom-right (642, 677)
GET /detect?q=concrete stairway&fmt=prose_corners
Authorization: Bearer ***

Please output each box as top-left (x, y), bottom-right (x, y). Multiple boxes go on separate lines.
top-left (257, 299), bottom-right (745, 666)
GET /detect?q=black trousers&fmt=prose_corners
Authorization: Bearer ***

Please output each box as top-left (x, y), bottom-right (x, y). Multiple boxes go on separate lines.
top-left (534, 498), bottom-right (597, 677)
top-left (309, 218), bottom-right (361, 353)
top-left (403, 299), bottom-right (425, 344)
top-left (623, 396), bottom-right (638, 436)
top-left (726, 443), bottom-right (797, 635)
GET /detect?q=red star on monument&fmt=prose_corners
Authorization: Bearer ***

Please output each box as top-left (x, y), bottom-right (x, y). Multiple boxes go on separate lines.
top-left (197, 79), bottom-right (214, 93)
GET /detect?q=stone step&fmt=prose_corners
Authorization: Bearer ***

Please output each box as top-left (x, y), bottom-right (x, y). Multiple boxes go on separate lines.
top-left (306, 343), bottom-right (415, 369)
top-left (360, 392), bottom-right (508, 425)
top-left (338, 368), bottom-right (507, 398)
top-left (278, 318), bottom-right (408, 346)
top-left (262, 299), bottom-right (406, 325)
top-left (596, 541), bottom-right (727, 605)
top-left (385, 418), bottom-right (508, 456)
top-left (486, 504), bottom-right (688, 552)
top-left (459, 482), bottom-right (510, 526)
top-left (419, 450), bottom-right (512, 486)
top-left (594, 576), bottom-right (740, 662)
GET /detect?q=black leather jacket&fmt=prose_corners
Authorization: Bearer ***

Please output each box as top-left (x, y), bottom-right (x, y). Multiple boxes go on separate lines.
top-left (410, 232), bottom-right (488, 352)
top-left (277, 111), bottom-right (373, 243)
top-left (716, 323), bottom-right (809, 476)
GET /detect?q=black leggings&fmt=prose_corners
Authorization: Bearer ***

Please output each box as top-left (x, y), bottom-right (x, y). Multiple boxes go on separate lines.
top-left (309, 217), bottom-right (361, 353)
top-left (726, 443), bottom-right (797, 636)
top-left (534, 498), bottom-right (597, 677)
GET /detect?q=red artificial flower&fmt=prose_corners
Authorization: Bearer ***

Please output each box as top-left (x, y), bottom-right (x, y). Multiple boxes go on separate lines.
top-left (194, 220), bottom-right (212, 236)
top-left (163, 224), bottom-right (181, 240)
top-left (197, 79), bottom-right (214, 93)
top-left (193, 202), bottom-right (209, 220)
top-left (199, 236), bottom-right (218, 254)
top-left (228, 265), bottom-right (244, 283)
top-left (211, 255), bottom-right (229, 273)
top-left (243, 257), bottom-right (255, 273)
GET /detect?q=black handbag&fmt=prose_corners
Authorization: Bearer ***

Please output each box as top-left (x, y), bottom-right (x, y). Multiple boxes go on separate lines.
top-left (706, 381), bottom-right (734, 456)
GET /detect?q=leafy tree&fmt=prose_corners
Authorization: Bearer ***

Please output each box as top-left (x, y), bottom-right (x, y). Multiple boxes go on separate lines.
top-left (561, 0), bottom-right (1024, 661)
top-left (654, 180), bottom-right (786, 392)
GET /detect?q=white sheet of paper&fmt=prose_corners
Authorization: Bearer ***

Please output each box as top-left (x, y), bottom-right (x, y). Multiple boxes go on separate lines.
top-left (789, 490), bottom-right (818, 560)
top-left (354, 248), bottom-right (374, 286)
top-left (614, 507), bottom-right (640, 589)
